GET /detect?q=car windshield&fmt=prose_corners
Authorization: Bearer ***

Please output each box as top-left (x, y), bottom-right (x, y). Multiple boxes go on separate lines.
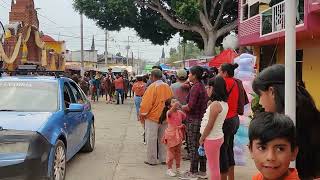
top-left (0, 81), bottom-right (58, 112)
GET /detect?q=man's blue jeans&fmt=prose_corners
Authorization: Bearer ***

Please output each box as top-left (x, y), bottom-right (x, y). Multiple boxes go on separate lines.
top-left (134, 96), bottom-right (142, 119)
top-left (116, 89), bottom-right (124, 104)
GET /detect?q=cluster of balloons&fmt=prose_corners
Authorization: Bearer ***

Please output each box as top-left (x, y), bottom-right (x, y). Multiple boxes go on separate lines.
top-left (222, 31), bottom-right (239, 50)
top-left (234, 53), bottom-right (257, 166)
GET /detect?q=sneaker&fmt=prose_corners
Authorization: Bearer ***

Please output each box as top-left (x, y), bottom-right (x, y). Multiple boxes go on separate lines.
top-left (179, 171), bottom-right (198, 180)
top-left (176, 168), bottom-right (181, 176)
top-left (182, 154), bottom-right (190, 161)
top-left (197, 171), bottom-right (208, 179)
top-left (166, 169), bottom-right (176, 177)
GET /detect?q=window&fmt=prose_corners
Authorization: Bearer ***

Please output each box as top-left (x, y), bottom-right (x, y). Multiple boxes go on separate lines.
top-left (69, 82), bottom-right (85, 104)
top-left (241, 0), bottom-right (249, 21)
top-left (296, 50), bottom-right (303, 82)
top-left (250, 2), bottom-right (259, 17)
top-left (0, 81), bottom-right (58, 112)
top-left (241, 0), bottom-right (263, 21)
top-left (64, 83), bottom-right (74, 109)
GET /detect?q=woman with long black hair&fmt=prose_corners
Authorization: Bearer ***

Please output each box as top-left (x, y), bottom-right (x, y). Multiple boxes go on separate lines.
top-left (181, 66), bottom-right (209, 179)
top-left (218, 63), bottom-right (241, 180)
top-left (252, 64), bottom-right (320, 179)
top-left (199, 76), bottom-right (229, 180)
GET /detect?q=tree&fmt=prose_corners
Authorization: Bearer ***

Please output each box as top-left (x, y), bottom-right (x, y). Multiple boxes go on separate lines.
top-left (167, 41), bottom-right (202, 64)
top-left (73, 0), bottom-right (238, 56)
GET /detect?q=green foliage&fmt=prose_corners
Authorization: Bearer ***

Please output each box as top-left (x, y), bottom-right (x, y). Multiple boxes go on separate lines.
top-left (250, 93), bottom-right (265, 119)
top-left (171, 0), bottom-right (200, 24)
top-left (167, 41), bottom-right (203, 64)
top-left (134, 8), bottom-right (178, 45)
top-left (73, 0), bottom-right (137, 31)
top-left (73, 0), bottom-right (238, 50)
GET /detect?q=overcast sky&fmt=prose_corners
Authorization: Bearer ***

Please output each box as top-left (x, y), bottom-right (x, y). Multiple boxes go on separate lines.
top-left (0, 0), bottom-right (180, 61)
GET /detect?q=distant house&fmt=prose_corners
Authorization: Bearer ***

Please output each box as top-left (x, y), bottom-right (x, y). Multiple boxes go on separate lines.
top-left (65, 50), bottom-right (98, 71)
top-left (41, 35), bottom-right (66, 71)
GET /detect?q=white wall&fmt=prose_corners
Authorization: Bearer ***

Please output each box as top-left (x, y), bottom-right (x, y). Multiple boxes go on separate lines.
top-left (66, 50), bottom-right (98, 62)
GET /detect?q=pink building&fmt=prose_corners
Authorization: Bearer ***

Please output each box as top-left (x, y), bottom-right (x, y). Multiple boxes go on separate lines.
top-left (238, 0), bottom-right (320, 107)
top-left (239, 0), bottom-right (320, 46)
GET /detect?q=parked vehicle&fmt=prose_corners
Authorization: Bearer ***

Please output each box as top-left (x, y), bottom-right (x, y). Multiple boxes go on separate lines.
top-left (0, 76), bottom-right (95, 180)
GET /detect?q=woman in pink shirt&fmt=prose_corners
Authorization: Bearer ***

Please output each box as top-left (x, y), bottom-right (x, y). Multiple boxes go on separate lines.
top-left (161, 98), bottom-right (186, 177)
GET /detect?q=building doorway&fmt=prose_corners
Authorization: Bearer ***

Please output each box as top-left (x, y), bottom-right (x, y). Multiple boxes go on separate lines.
top-left (259, 45), bottom-right (277, 71)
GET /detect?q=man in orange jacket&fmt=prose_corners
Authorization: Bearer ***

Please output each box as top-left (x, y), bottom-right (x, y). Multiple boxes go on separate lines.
top-left (140, 69), bottom-right (173, 165)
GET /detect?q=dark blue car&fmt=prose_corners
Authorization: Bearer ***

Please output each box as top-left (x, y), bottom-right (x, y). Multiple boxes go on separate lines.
top-left (0, 76), bottom-right (95, 180)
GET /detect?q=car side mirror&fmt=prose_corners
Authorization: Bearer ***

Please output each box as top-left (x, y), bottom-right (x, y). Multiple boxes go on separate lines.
top-left (67, 103), bottom-right (84, 112)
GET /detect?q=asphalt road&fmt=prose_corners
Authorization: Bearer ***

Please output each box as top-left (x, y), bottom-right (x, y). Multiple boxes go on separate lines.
top-left (65, 99), bottom-right (257, 180)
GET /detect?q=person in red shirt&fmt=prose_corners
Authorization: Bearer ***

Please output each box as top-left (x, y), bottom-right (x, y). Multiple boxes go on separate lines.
top-left (132, 75), bottom-right (146, 119)
top-left (114, 74), bottom-right (125, 104)
top-left (219, 63), bottom-right (240, 180)
top-left (249, 113), bottom-right (299, 180)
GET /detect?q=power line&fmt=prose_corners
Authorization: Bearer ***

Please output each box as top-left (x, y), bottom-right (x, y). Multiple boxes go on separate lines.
top-left (45, 32), bottom-right (113, 42)
top-left (37, 13), bottom-right (59, 26)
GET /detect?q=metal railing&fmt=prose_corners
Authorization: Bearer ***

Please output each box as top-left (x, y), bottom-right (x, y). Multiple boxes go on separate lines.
top-left (261, 0), bottom-right (304, 36)
top-left (261, 1), bottom-right (286, 35)
top-left (273, 1), bottom-right (286, 32)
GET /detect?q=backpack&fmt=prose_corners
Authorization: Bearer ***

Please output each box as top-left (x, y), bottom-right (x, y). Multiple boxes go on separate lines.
top-left (228, 78), bottom-right (249, 115)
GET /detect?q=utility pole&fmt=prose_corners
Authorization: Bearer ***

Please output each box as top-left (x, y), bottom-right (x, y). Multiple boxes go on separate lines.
top-left (183, 41), bottom-right (186, 68)
top-left (131, 51), bottom-right (134, 67)
top-left (137, 50), bottom-right (140, 74)
top-left (80, 13), bottom-right (85, 77)
top-left (126, 36), bottom-right (130, 67)
top-left (105, 30), bottom-right (108, 67)
top-left (285, 0), bottom-right (297, 125)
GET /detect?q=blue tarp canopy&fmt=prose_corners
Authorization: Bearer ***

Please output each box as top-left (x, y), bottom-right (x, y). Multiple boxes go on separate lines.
top-left (160, 64), bottom-right (172, 71)
top-left (185, 65), bottom-right (211, 71)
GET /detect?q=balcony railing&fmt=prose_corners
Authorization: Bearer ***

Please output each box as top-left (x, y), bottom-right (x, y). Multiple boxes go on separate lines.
top-left (261, 0), bottom-right (304, 36)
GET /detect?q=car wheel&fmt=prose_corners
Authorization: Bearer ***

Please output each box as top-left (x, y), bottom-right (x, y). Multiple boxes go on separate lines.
top-left (51, 140), bottom-right (66, 180)
top-left (82, 122), bottom-right (95, 152)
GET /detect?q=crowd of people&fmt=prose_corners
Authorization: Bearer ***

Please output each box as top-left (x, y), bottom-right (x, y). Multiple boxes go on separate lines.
top-left (14, 63), bottom-right (317, 180)
top-left (1, 62), bottom-right (319, 179)
top-left (131, 64), bottom-right (320, 180)
top-left (73, 68), bottom-right (136, 105)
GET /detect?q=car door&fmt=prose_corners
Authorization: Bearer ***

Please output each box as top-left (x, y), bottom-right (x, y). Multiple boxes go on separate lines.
top-left (63, 82), bottom-right (83, 156)
top-left (68, 81), bottom-right (88, 146)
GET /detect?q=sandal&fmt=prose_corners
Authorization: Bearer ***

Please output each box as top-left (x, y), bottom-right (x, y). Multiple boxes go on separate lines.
top-left (144, 161), bottom-right (157, 166)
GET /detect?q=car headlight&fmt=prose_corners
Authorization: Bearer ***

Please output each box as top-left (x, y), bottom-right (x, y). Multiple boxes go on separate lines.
top-left (0, 130), bottom-right (35, 155)
top-left (0, 142), bottom-right (30, 154)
